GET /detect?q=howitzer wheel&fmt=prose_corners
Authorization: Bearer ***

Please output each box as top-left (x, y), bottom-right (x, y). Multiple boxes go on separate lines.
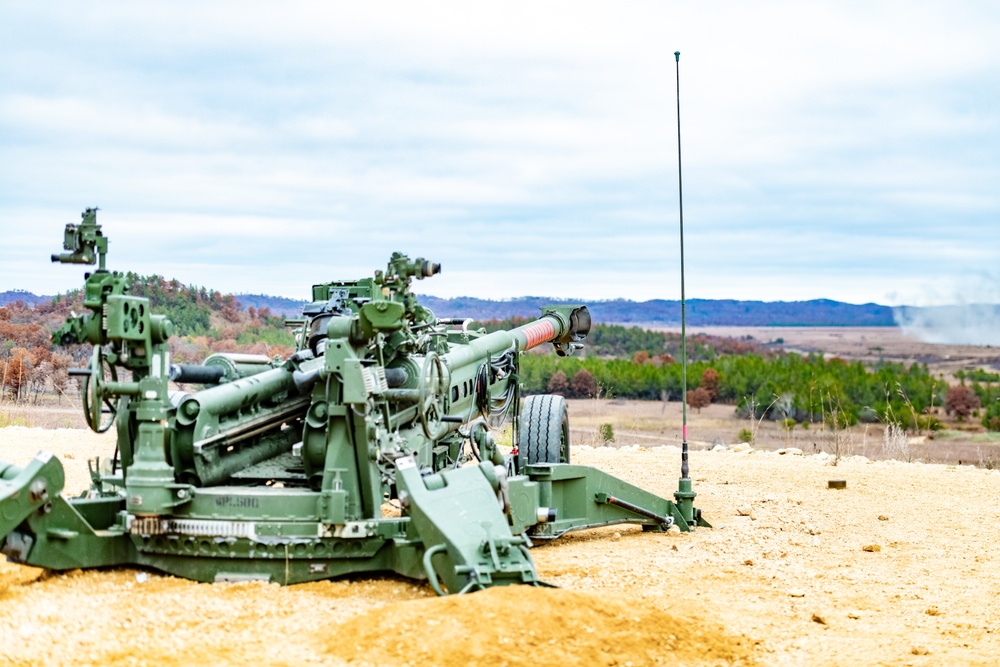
top-left (518, 394), bottom-right (570, 469)
top-left (81, 347), bottom-right (119, 433)
top-left (418, 352), bottom-right (449, 439)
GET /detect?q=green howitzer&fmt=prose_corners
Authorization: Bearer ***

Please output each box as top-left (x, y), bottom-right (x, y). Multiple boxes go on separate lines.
top-left (0, 209), bottom-right (708, 593)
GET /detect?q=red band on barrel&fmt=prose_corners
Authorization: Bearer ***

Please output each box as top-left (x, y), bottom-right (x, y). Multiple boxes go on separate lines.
top-left (520, 320), bottom-right (557, 349)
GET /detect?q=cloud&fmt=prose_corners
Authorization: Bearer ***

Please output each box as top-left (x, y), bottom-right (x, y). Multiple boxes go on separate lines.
top-left (2, 1), bottom-right (1000, 307)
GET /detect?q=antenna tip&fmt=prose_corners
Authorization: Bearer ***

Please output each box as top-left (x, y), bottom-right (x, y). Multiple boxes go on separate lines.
top-left (674, 51), bottom-right (680, 61)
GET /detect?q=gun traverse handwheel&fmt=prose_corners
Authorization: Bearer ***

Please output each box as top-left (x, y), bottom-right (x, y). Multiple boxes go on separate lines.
top-left (81, 347), bottom-right (119, 433)
top-left (418, 352), bottom-right (448, 440)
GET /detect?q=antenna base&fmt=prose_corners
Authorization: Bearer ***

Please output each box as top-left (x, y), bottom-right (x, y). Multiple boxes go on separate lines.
top-left (674, 477), bottom-right (697, 525)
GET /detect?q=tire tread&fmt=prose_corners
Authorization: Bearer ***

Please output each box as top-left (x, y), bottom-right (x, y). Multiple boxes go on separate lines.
top-left (519, 394), bottom-right (569, 468)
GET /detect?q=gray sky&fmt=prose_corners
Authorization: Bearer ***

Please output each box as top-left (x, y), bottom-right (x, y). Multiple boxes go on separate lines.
top-left (3, 1), bottom-right (999, 306)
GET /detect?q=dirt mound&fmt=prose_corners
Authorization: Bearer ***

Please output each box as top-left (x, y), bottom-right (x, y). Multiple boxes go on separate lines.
top-left (4, 426), bottom-right (1000, 665)
top-left (328, 585), bottom-right (756, 667)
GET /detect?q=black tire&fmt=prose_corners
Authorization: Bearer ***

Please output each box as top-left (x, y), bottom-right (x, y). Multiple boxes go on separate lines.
top-left (518, 394), bottom-right (570, 469)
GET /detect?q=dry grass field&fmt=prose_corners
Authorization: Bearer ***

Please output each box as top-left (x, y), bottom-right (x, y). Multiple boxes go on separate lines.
top-left (602, 325), bottom-right (1000, 466)
top-left (568, 397), bottom-right (1000, 468)
top-left (2, 326), bottom-right (1000, 665)
top-left (653, 326), bottom-right (1000, 380)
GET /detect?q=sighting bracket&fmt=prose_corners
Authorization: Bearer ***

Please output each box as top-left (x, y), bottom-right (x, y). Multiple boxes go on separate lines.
top-left (51, 207), bottom-right (107, 270)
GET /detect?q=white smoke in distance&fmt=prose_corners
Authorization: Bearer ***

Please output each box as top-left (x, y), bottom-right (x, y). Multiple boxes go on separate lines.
top-left (894, 304), bottom-right (1000, 346)
top-left (893, 274), bottom-right (1000, 346)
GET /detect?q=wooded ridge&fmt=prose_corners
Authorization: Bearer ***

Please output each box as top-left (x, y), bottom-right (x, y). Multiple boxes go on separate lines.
top-left (5, 289), bottom-right (903, 326)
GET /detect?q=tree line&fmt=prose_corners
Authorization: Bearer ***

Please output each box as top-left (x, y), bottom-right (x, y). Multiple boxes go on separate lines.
top-left (493, 319), bottom-right (1000, 432)
top-left (517, 350), bottom-right (953, 429)
top-left (4, 290), bottom-right (998, 434)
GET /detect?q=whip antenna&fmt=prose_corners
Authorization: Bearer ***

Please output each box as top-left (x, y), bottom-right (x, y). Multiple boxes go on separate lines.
top-left (675, 50), bottom-right (688, 480)
top-left (673, 50), bottom-right (699, 526)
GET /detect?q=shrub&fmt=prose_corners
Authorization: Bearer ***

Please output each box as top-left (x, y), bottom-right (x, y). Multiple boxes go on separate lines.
top-left (737, 428), bottom-right (753, 444)
top-left (571, 370), bottom-right (598, 399)
top-left (858, 407), bottom-right (880, 423)
top-left (687, 387), bottom-right (711, 412)
top-left (599, 423), bottom-right (615, 444)
top-left (701, 368), bottom-right (719, 400)
top-left (917, 415), bottom-right (943, 432)
top-left (546, 371), bottom-right (569, 396)
top-left (946, 384), bottom-right (981, 419)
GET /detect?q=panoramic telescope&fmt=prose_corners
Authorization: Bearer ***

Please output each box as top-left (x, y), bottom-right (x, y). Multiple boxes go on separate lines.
top-left (0, 209), bottom-right (708, 594)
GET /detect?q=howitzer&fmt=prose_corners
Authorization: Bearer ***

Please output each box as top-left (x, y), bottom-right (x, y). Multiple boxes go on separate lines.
top-left (1, 210), bottom-right (708, 593)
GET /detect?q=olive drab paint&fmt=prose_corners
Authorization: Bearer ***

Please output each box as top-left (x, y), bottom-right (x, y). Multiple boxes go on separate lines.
top-left (0, 210), bottom-right (708, 592)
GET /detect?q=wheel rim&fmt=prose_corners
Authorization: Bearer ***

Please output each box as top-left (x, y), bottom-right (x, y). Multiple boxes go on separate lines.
top-left (418, 352), bottom-right (448, 439)
top-left (82, 348), bottom-right (119, 433)
top-left (559, 415), bottom-right (570, 463)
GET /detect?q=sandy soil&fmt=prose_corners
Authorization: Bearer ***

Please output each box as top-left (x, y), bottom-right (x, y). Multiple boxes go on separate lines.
top-left (2, 426), bottom-right (999, 666)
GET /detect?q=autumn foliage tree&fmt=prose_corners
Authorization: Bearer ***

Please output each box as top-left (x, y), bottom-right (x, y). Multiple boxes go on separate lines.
top-left (701, 368), bottom-right (719, 401)
top-left (546, 370), bottom-right (569, 396)
top-left (570, 369), bottom-right (598, 398)
top-left (687, 386), bottom-right (712, 413)
top-left (1, 347), bottom-right (32, 400)
top-left (946, 384), bottom-right (981, 419)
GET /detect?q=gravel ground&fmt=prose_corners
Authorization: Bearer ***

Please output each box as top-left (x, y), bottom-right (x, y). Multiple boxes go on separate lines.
top-left (2, 427), bottom-right (999, 666)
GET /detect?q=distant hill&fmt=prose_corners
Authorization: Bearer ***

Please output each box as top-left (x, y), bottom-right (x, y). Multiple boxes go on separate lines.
top-left (0, 290), bottom-right (51, 308)
top-left (234, 294), bottom-right (309, 318)
top-left (418, 296), bottom-right (897, 327)
top-left (232, 293), bottom-right (897, 326)
top-left (0, 288), bottom-right (908, 327)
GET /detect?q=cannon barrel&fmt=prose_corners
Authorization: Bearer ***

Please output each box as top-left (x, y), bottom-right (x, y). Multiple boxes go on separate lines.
top-left (442, 305), bottom-right (591, 370)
